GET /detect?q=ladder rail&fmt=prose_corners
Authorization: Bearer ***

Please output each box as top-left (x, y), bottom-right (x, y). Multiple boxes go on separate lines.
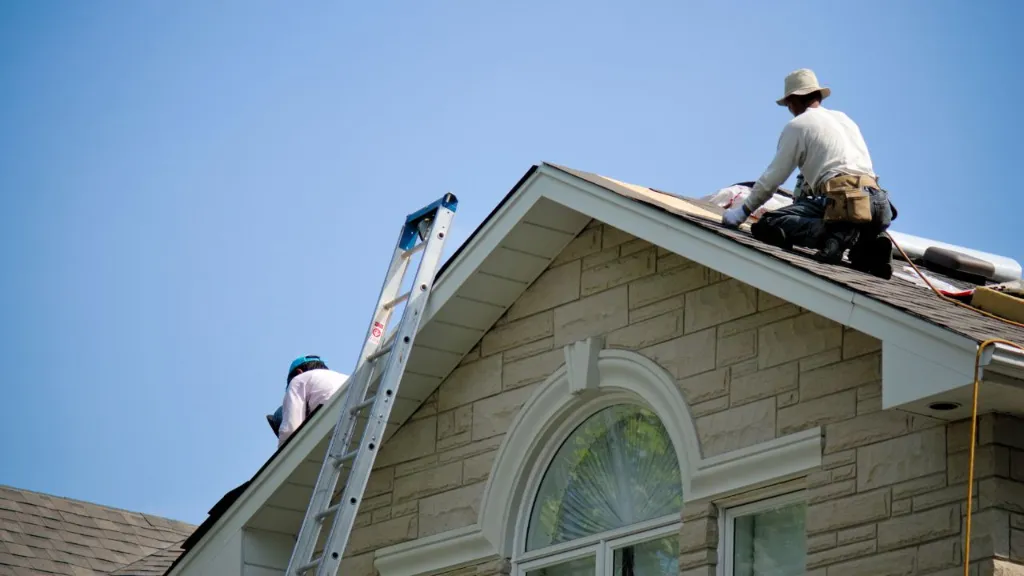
top-left (283, 193), bottom-right (457, 576)
top-left (313, 202), bottom-right (454, 576)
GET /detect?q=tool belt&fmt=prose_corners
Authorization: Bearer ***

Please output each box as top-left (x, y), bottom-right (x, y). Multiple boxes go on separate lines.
top-left (817, 174), bottom-right (877, 224)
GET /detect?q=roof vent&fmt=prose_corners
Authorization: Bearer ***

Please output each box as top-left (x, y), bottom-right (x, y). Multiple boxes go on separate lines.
top-left (887, 230), bottom-right (1022, 283)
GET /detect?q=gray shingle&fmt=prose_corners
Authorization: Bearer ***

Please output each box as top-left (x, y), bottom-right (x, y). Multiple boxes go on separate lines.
top-left (0, 486), bottom-right (194, 575)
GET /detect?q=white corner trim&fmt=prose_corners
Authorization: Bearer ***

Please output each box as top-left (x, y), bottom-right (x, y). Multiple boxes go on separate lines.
top-left (689, 427), bottom-right (822, 502)
top-left (564, 336), bottom-right (604, 395)
top-left (374, 525), bottom-right (496, 576)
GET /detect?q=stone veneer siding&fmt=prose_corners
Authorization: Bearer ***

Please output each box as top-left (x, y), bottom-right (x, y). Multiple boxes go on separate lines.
top-left (337, 220), bottom-right (1024, 576)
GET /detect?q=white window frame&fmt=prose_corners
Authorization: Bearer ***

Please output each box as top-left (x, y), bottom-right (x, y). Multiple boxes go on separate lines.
top-left (717, 490), bottom-right (807, 576)
top-left (511, 397), bottom-right (685, 576)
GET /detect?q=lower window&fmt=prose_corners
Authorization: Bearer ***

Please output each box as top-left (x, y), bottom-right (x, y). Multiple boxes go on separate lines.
top-left (521, 523), bottom-right (679, 576)
top-left (722, 493), bottom-right (807, 576)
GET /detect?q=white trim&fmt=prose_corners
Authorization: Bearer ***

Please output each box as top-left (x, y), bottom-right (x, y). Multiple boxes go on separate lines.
top-left (565, 336), bottom-right (604, 395)
top-left (374, 525), bottom-right (495, 576)
top-left (717, 490), bottom-right (807, 576)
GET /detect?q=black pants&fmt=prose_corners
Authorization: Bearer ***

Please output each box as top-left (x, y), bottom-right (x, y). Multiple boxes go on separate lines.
top-left (751, 187), bottom-right (894, 258)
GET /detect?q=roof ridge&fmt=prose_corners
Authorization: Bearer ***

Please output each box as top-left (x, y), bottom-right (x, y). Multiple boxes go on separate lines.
top-left (0, 483), bottom-right (197, 529)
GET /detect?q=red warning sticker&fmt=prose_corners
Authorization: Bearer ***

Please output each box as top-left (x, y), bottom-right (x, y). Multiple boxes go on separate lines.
top-left (369, 321), bottom-right (384, 345)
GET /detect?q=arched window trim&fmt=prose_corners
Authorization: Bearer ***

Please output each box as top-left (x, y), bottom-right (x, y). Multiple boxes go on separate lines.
top-left (512, 393), bottom-right (684, 563)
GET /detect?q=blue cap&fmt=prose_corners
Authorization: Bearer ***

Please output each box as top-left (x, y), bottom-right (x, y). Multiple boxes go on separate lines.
top-left (288, 355), bottom-right (325, 385)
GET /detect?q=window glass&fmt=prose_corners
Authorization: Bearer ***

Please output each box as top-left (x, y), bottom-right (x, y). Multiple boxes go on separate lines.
top-left (525, 555), bottom-right (596, 576)
top-left (526, 405), bottom-right (683, 551)
top-left (732, 501), bottom-right (807, 576)
top-left (612, 534), bottom-right (679, 575)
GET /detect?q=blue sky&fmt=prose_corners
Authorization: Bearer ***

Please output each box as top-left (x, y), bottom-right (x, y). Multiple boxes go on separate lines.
top-left (1, 1), bottom-right (1021, 525)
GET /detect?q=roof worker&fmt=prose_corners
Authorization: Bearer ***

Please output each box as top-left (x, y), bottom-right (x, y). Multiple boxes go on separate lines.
top-left (274, 355), bottom-right (348, 448)
top-left (721, 68), bottom-right (897, 279)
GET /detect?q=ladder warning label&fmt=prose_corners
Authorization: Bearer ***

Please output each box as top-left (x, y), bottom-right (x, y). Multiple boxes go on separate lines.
top-left (369, 322), bottom-right (384, 345)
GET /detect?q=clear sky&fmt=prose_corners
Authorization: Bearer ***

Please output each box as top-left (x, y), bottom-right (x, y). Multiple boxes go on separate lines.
top-left (2, 1), bottom-right (1022, 525)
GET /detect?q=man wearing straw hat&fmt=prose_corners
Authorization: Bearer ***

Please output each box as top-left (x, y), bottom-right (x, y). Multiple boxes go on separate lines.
top-left (721, 68), bottom-right (896, 279)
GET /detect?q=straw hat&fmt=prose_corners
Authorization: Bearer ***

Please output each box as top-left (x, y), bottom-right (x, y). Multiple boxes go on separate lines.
top-left (776, 68), bottom-right (831, 106)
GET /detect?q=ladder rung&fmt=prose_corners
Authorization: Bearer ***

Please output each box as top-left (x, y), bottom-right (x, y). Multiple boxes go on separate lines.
top-left (316, 503), bottom-right (340, 522)
top-left (402, 242), bottom-right (426, 259)
top-left (332, 450), bottom-right (358, 468)
top-left (296, 557), bottom-right (321, 574)
top-left (350, 395), bottom-right (377, 415)
top-left (383, 291), bottom-right (410, 311)
top-left (368, 343), bottom-right (393, 362)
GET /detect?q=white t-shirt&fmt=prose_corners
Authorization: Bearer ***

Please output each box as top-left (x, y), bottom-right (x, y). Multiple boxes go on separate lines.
top-left (745, 106), bottom-right (876, 212)
top-left (278, 368), bottom-right (348, 447)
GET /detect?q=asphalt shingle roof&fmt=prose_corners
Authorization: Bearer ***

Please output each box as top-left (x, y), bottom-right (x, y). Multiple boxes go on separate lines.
top-left (0, 485), bottom-right (195, 576)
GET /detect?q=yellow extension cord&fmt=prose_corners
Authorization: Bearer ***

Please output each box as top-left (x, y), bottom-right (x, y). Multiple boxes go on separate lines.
top-left (884, 232), bottom-right (1024, 575)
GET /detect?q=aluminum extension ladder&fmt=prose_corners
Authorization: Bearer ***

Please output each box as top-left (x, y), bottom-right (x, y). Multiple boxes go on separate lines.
top-left (285, 193), bottom-right (458, 576)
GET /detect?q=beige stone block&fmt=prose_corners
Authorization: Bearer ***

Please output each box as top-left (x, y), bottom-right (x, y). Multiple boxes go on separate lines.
top-left (438, 435), bottom-right (505, 465)
top-left (808, 479), bottom-right (856, 504)
top-left (843, 328), bottom-right (881, 359)
top-left (778, 390), bottom-right (799, 407)
top-left (621, 238), bottom-right (654, 256)
top-left (640, 327), bottom-right (717, 380)
top-left (581, 249), bottom-right (655, 296)
top-left (684, 279), bottom-right (757, 334)
top-left (799, 348), bottom-right (843, 372)
top-left (807, 531), bottom-right (837, 553)
top-left (950, 446), bottom-right (1011, 484)
top-left (418, 482), bottom-right (485, 538)
top-left (679, 515), bottom-right (717, 553)
top-left (914, 484), bottom-right (974, 512)
top-left (857, 427), bottom-right (947, 491)
top-left (502, 349), bottom-right (564, 390)
top-left (1013, 528), bottom-right (1024, 563)
top-left (657, 251), bottom-right (694, 272)
top-left (551, 226), bottom-right (602, 266)
top-left (348, 513), bottom-right (417, 556)
top-left (729, 362), bottom-right (798, 406)
top-left (582, 245), bottom-right (620, 270)
top-left (438, 405), bottom-right (473, 441)
top-left (807, 489), bottom-right (890, 534)
top-left (628, 263), bottom-right (708, 309)
top-left (981, 414), bottom-right (1024, 451)
top-left (989, 559), bottom-right (1024, 576)
top-left (677, 368), bottom-right (729, 407)
top-left (481, 312), bottom-right (553, 357)
top-left (393, 462), bottom-right (463, 504)
top-left (826, 548), bottom-right (916, 576)
top-left (602, 225), bottom-right (635, 249)
top-left (833, 464), bottom-right (856, 481)
top-left (628, 294), bottom-right (684, 324)
top-left (837, 524), bottom-right (876, 546)
top-left (892, 497), bottom-right (912, 516)
top-left (507, 260), bottom-right (581, 321)
top-left (949, 419), bottom-right (975, 454)
top-left (758, 313), bottom-right (843, 369)
top-left (717, 330), bottom-right (756, 367)
top-left (438, 354), bottom-right (503, 411)
top-left (395, 454), bottom-right (439, 478)
top-left (966, 508), bottom-right (1011, 561)
top-left (410, 392), bottom-right (438, 421)
top-left (459, 345), bottom-right (481, 366)
top-left (463, 450), bottom-right (497, 485)
top-left (757, 290), bottom-right (788, 310)
top-left (823, 449), bottom-right (857, 469)
top-left (679, 548), bottom-right (716, 570)
top-left (858, 382), bottom-right (882, 400)
top-left (1012, 513), bottom-right (1024, 531)
top-left (690, 395), bottom-right (730, 418)
top-left (1012, 451), bottom-right (1024, 483)
top-left (777, 389), bottom-right (857, 436)
top-left (681, 500), bottom-right (718, 521)
top-left (364, 466), bottom-right (395, 497)
top-left (919, 536), bottom-right (963, 573)
top-left (717, 303), bottom-right (802, 338)
top-left (339, 552), bottom-right (376, 576)
top-left (502, 337), bottom-right (554, 363)
top-left (376, 417), bottom-right (437, 467)
top-left (391, 499), bottom-right (418, 518)
top-left (892, 472), bottom-right (946, 500)
top-left (807, 538), bottom-right (876, 569)
top-left (472, 384), bottom-right (537, 440)
top-left (857, 395), bottom-right (882, 416)
top-left (808, 468), bottom-right (833, 488)
top-left (824, 410), bottom-right (919, 454)
top-left (437, 430), bottom-right (472, 451)
top-left (606, 308), bottom-right (683, 350)
top-left (980, 477), bottom-right (1024, 514)
top-left (877, 504), bottom-right (958, 550)
top-left (799, 354), bottom-right (881, 401)
top-left (553, 285), bottom-right (628, 346)
top-left (696, 397), bottom-right (775, 456)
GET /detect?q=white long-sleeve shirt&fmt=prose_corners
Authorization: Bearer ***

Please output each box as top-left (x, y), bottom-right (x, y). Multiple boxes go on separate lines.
top-left (278, 368), bottom-right (348, 447)
top-left (744, 106), bottom-right (876, 213)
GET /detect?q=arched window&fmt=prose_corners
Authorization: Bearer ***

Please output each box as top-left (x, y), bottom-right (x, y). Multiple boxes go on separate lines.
top-left (516, 404), bottom-right (683, 576)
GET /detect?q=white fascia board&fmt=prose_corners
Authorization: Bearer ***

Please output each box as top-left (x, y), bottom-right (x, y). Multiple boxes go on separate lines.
top-left (536, 165), bottom-right (982, 378)
top-left (374, 525), bottom-right (496, 576)
top-left (166, 387), bottom-right (348, 576)
top-left (984, 343), bottom-right (1024, 382)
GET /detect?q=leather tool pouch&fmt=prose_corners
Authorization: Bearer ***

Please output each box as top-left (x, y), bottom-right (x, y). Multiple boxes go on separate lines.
top-left (822, 175), bottom-right (873, 224)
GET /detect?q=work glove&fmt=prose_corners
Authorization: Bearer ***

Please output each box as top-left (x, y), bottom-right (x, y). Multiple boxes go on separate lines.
top-left (722, 204), bottom-right (750, 228)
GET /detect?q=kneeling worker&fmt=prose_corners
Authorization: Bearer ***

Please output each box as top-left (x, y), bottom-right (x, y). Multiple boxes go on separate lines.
top-left (274, 355), bottom-right (348, 448)
top-left (721, 68), bottom-right (896, 279)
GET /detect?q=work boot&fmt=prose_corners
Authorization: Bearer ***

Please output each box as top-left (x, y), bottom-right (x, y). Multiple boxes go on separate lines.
top-left (817, 235), bottom-right (845, 264)
top-left (850, 235), bottom-right (893, 280)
